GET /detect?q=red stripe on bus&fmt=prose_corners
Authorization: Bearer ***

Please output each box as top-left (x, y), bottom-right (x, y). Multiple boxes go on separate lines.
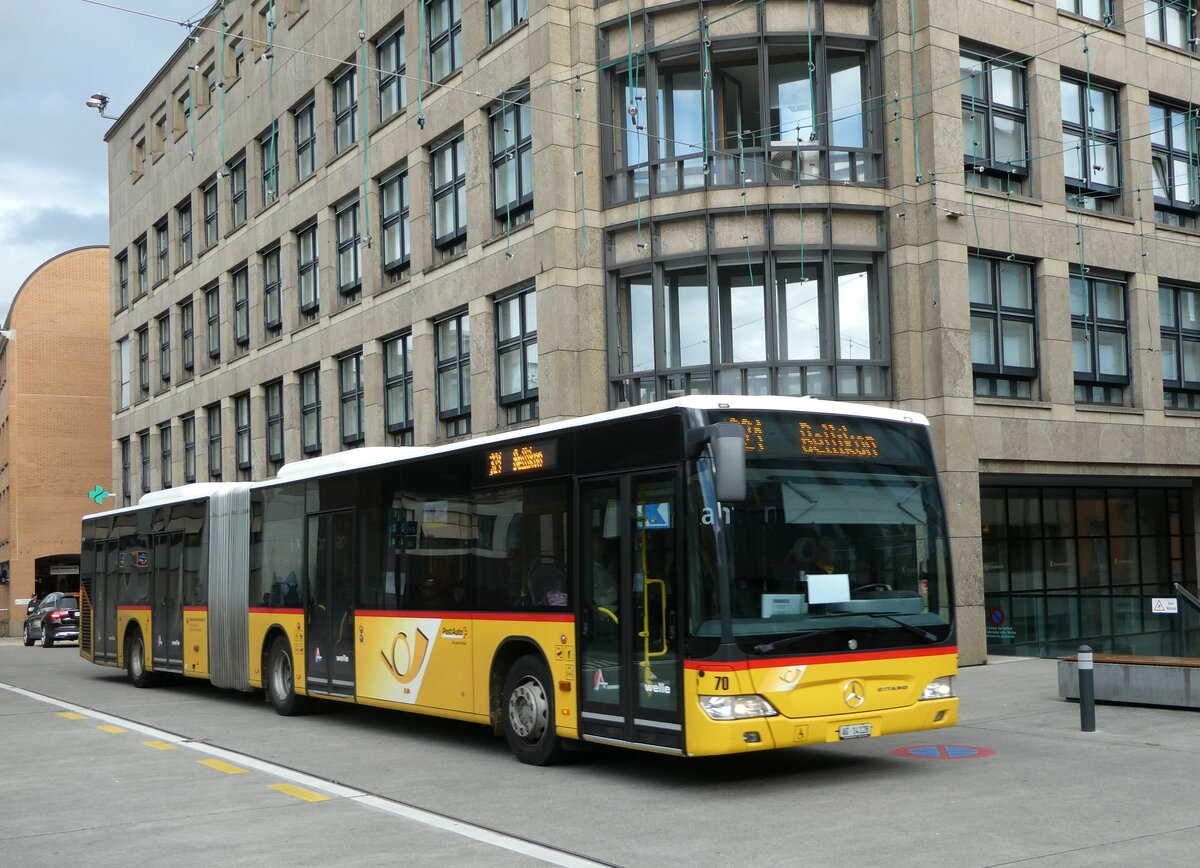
top-left (355, 609), bottom-right (574, 623)
top-left (117, 605), bottom-right (152, 612)
top-left (684, 646), bottom-right (958, 671)
top-left (249, 607), bottom-right (304, 615)
top-left (183, 606), bottom-right (207, 612)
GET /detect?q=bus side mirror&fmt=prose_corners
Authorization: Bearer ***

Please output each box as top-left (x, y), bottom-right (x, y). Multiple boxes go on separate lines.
top-left (688, 423), bottom-right (747, 503)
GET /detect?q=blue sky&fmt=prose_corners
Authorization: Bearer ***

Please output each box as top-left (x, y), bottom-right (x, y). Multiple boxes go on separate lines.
top-left (0, 1), bottom-right (208, 322)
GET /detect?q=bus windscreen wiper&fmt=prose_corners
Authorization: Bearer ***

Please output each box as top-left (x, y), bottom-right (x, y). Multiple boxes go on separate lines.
top-left (753, 631), bottom-right (821, 654)
top-left (867, 612), bottom-right (938, 642)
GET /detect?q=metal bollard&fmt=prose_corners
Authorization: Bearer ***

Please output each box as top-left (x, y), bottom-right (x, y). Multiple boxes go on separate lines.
top-left (1078, 645), bottom-right (1095, 732)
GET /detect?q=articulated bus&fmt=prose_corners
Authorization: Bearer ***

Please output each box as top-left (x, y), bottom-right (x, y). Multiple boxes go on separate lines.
top-left (80, 396), bottom-right (958, 764)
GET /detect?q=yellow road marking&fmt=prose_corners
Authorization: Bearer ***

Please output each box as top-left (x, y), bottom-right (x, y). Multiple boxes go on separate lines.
top-left (98, 724), bottom-right (127, 734)
top-left (57, 711), bottom-right (85, 720)
top-left (143, 740), bottom-right (177, 751)
top-left (199, 758), bottom-right (247, 775)
top-left (270, 783), bottom-right (330, 803)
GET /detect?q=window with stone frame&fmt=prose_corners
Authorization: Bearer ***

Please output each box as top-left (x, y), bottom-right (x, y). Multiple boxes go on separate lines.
top-left (332, 64), bottom-right (358, 156)
top-left (495, 285), bottom-right (538, 424)
top-left (381, 167), bottom-right (410, 281)
top-left (235, 392), bottom-right (252, 476)
top-left (158, 311), bottom-right (171, 385)
top-left (180, 298), bottom-right (195, 376)
top-left (490, 88), bottom-right (533, 227)
top-left (1061, 76), bottom-right (1120, 213)
top-left (207, 402), bottom-right (223, 479)
top-left (335, 199), bottom-right (361, 299)
top-left (1071, 272), bottom-right (1129, 406)
top-left (300, 366), bottom-right (322, 454)
top-left (436, 310), bottom-right (471, 437)
top-left (1145, 0), bottom-right (1193, 49)
top-left (297, 220), bottom-right (319, 316)
top-left (427, 0), bottom-right (462, 81)
top-left (961, 48), bottom-right (1029, 194)
top-left (159, 421), bottom-right (172, 489)
top-left (383, 332), bottom-right (414, 445)
top-left (1160, 282), bottom-right (1200, 409)
top-left (339, 351), bottom-right (365, 445)
top-left (431, 134), bottom-right (466, 256)
top-left (295, 99), bottom-right (316, 182)
top-left (155, 217), bottom-right (170, 284)
top-left (377, 21), bottom-right (406, 122)
top-left (262, 244), bottom-right (282, 338)
top-left (203, 177), bottom-right (219, 247)
top-left (970, 255), bottom-right (1037, 400)
top-left (182, 413), bottom-right (196, 483)
top-left (265, 378), bottom-right (285, 466)
top-left (232, 264), bottom-right (250, 349)
top-left (177, 198), bottom-right (193, 265)
top-left (1149, 100), bottom-right (1200, 228)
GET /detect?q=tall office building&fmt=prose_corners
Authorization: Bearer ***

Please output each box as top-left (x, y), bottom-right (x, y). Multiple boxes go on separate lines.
top-left (105, 1), bottom-right (1200, 664)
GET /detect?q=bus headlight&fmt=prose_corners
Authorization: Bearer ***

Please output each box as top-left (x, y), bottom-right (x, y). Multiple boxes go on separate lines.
top-left (699, 695), bottom-right (779, 720)
top-left (920, 676), bottom-right (956, 700)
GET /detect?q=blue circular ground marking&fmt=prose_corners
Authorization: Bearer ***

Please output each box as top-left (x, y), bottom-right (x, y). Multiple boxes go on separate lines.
top-left (891, 744), bottom-right (996, 760)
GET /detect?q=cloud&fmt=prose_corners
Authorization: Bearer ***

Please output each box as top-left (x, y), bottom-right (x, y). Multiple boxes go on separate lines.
top-left (5, 208), bottom-right (109, 248)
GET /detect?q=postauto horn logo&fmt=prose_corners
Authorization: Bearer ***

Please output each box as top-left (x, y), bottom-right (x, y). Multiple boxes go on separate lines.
top-left (382, 628), bottom-right (430, 684)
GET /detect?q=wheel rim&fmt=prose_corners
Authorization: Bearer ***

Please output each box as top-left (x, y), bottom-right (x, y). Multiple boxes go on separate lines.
top-left (272, 649), bottom-right (292, 701)
top-left (130, 639), bottom-right (144, 678)
top-left (23, 626), bottom-right (29, 642)
top-left (508, 675), bottom-right (549, 742)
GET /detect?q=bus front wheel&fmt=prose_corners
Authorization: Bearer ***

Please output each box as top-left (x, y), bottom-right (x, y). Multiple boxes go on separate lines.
top-left (125, 629), bottom-right (154, 688)
top-left (267, 636), bottom-right (308, 716)
top-left (502, 655), bottom-right (564, 765)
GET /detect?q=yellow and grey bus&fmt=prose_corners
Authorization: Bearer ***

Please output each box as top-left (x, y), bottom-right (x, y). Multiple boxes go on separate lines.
top-left (80, 396), bottom-right (958, 764)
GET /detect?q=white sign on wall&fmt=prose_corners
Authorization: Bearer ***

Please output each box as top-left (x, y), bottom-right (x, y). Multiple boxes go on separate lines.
top-left (1151, 598), bottom-right (1179, 614)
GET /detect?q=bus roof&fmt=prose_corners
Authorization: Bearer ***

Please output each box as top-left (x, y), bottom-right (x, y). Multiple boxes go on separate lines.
top-left (84, 396), bottom-right (930, 513)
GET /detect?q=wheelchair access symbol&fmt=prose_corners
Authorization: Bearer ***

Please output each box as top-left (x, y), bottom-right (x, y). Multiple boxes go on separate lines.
top-left (87, 485), bottom-right (114, 504)
top-left (638, 502), bottom-right (672, 530)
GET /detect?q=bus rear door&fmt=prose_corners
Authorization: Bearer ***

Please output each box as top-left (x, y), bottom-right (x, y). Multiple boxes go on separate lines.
top-left (578, 472), bottom-right (682, 754)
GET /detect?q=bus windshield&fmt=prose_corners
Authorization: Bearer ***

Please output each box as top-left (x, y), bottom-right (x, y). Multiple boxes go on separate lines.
top-left (688, 411), bottom-right (954, 656)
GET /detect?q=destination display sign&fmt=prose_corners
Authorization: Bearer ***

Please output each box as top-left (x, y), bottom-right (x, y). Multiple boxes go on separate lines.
top-left (718, 413), bottom-right (919, 465)
top-left (486, 440), bottom-right (559, 478)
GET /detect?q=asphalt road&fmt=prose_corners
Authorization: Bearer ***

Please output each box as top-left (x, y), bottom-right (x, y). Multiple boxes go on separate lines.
top-left (3, 640), bottom-right (1199, 867)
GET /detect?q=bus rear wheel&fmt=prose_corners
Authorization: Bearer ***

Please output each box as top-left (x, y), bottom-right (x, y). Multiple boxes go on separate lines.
top-left (267, 636), bottom-right (308, 716)
top-left (502, 655), bottom-right (564, 765)
top-left (125, 629), bottom-right (154, 688)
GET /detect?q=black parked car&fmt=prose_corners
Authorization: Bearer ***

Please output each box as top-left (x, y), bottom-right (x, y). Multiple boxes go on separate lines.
top-left (23, 593), bottom-right (80, 647)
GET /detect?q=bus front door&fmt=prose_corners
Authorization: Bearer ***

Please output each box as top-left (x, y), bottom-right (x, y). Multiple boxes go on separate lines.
top-left (305, 510), bottom-right (356, 698)
top-left (578, 472), bottom-right (682, 754)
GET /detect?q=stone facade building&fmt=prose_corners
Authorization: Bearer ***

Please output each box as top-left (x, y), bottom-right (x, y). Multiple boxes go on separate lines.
top-left (0, 247), bottom-right (111, 636)
top-left (105, 0), bottom-right (1200, 665)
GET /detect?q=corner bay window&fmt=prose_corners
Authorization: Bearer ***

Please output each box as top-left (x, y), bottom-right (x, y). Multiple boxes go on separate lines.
top-left (607, 37), bottom-right (878, 204)
top-left (612, 246), bottom-right (887, 404)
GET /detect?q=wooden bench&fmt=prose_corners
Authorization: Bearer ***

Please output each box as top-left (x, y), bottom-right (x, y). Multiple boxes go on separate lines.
top-left (1058, 654), bottom-right (1200, 709)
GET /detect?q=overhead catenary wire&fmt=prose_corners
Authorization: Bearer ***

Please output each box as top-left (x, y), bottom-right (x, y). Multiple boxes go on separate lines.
top-left (83, 0), bottom-right (1177, 193)
top-left (82, 0), bottom-right (1195, 274)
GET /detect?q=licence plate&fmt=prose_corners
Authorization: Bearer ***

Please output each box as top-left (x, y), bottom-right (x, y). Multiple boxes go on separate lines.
top-left (839, 723), bottom-right (872, 740)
